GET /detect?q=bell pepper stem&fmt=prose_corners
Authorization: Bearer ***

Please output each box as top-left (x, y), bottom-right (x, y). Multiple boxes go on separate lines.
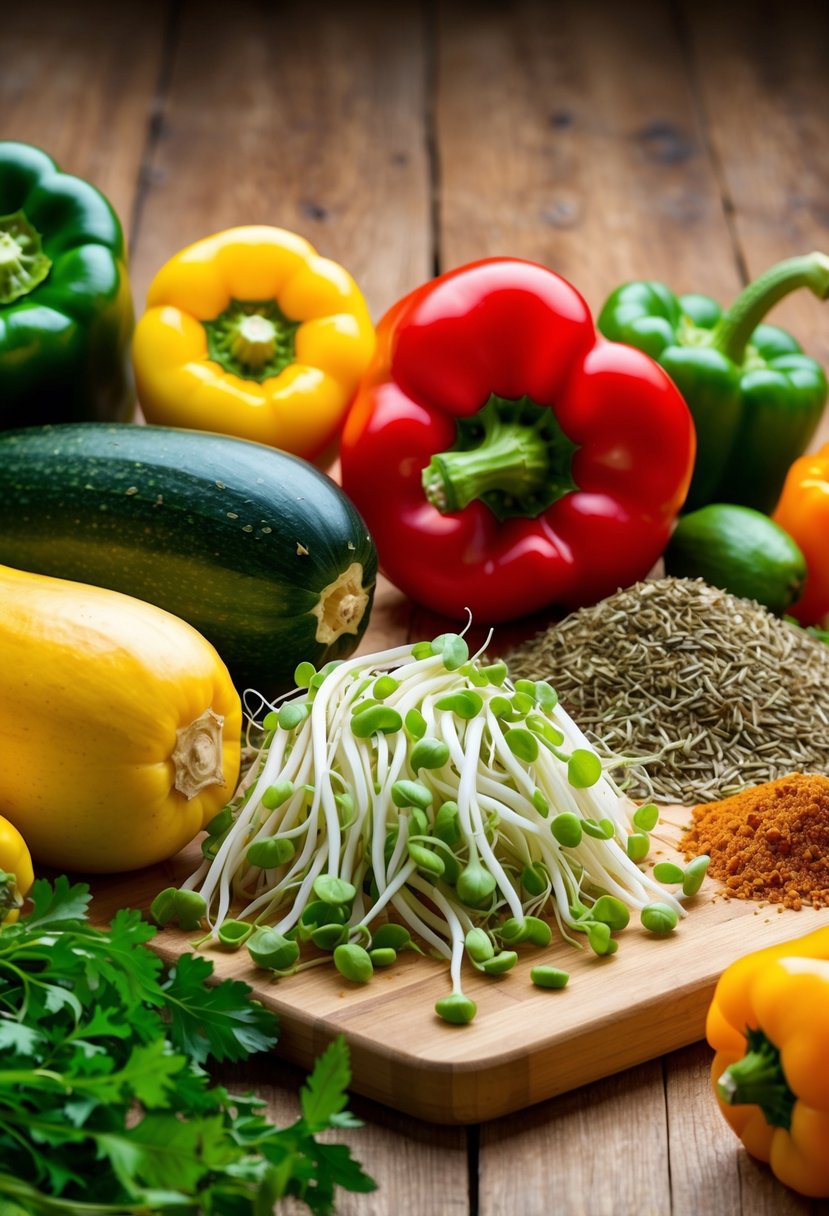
top-left (0, 210), bottom-right (52, 306)
top-left (717, 1027), bottom-right (796, 1129)
top-left (424, 423), bottom-right (550, 513)
top-left (0, 869), bottom-right (21, 916)
top-left (713, 251), bottom-right (829, 365)
top-left (203, 298), bottom-right (300, 382)
top-left (422, 393), bottom-right (578, 520)
top-left (230, 313), bottom-right (278, 371)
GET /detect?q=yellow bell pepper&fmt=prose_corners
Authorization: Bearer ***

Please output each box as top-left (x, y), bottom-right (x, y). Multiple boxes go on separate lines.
top-left (773, 443), bottom-right (829, 628)
top-left (706, 927), bottom-right (829, 1198)
top-left (132, 226), bottom-right (375, 463)
top-left (0, 816), bottom-right (34, 925)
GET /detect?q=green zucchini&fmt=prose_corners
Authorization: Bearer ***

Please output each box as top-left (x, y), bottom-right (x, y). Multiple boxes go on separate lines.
top-left (0, 423), bottom-right (377, 693)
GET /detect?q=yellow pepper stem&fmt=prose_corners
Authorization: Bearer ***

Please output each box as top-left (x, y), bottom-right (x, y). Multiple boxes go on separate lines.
top-left (203, 298), bottom-right (300, 382)
top-left (717, 1027), bottom-right (796, 1129)
top-left (0, 869), bottom-right (21, 917)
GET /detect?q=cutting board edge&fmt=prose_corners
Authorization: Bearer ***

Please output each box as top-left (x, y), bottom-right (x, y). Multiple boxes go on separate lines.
top-left (261, 971), bottom-right (719, 1124)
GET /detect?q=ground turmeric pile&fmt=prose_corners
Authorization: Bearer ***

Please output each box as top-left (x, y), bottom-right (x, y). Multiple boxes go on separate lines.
top-left (680, 772), bottom-right (829, 910)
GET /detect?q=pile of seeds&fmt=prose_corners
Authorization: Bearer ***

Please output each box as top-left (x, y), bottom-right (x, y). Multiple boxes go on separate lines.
top-left (505, 578), bottom-right (829, 805)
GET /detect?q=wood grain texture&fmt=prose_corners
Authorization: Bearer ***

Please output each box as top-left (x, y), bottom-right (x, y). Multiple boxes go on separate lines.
top-left (88, 806), bottom-right (827, 1125)
top-left (683, 0), bottom-right (829, 371)
top-left (478, 1059), bottom-right (670, 1216)
top-left (0, 0), bottom-right (168, 232)
top-left (130, 0), bottom-right (432, 321)
top-left (434, 0), bottom-right (741, 313)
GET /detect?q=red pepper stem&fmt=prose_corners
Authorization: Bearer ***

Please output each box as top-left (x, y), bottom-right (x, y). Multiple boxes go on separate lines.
top-left (716, 1027), bottom-right (795, 1130)
top-left (712, 251), bottom-right (829, 366)
top-left (423, 418), bottom-right (551, 514)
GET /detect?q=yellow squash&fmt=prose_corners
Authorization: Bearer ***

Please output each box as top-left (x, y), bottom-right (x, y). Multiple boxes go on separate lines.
top-left (0, 563), bottom-right (242, 873)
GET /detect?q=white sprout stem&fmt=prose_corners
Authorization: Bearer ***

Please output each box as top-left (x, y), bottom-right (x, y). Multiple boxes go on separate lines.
top-left (358, 858), bottom-right (418, 926)
top-left (264, 844), bottom-right (329, 932)
top-left (438, 712), bottom-right (479, 855)
top-left (196, 723), bottom-right (311, 914)
top-left (460, 720), bottom-right (525, 921)
top-left (409, 874), bottom-right (467, 994)
top-left (484, 712), bottom-right (537, 802)
top-left (391, 889), bottom-right (452, 960)
top-left (386, 810), bottom-right (412, 879)
top-left (181, 634), bottom-right (702, 990)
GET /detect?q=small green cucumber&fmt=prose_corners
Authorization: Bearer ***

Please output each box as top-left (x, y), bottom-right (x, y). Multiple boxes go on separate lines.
top-left (664, 503), bottom-right (806, 615)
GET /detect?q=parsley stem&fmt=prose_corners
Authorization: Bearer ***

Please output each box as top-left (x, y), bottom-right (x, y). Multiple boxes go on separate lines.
top-left (0, 1176), bottom-right (160, 1214)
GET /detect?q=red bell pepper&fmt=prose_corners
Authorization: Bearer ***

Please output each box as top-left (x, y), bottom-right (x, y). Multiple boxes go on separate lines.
top-left (340, 258), bottom-right (696, 622)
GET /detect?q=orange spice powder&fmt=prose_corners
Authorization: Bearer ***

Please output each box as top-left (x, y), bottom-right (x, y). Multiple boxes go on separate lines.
top-left (680, 772), bottom-right (829, 911)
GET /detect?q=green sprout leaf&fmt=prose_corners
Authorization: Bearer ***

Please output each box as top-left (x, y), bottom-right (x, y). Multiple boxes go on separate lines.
top-left (431, 632), bottom-right (469, 671)
top-left (632, 802), bottom-right (659, 832)
top-left (567, 749), bottom-right (603, 789)
top-left (682, 855), bottom-right (710, 896)
top-left (530, 966), bottom-right (569, 990)
top-left (640, 902), bottom-right (679, 935)
top-left (435, 993), bottom-right (477, 1025)
top-left (505, 727), bottom-right (539, 763)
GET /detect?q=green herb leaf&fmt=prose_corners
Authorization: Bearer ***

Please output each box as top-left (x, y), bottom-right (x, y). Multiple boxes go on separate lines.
top-left (299, 1035), bottom-right (353, 1133)
top-left (161, 953), bottom-right (278, 1064)
top-left (0, 879), bottom-right (372, 1211)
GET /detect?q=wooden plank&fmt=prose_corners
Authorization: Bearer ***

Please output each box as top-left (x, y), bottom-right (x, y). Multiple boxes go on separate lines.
top-left (434, 0), bottom-right (742, 313)
top-left (683, 0), bottom-right (829, 373)
top-left (213, 1057), bottom-right (470, 1216)
top-left (478, 1059), bottom-right (670, 1216)
top-left (130, 0), bottom-right (432, 320)
top-left (665, 1042), bottom-right (820, 1216)
top-left (0, 0), bottom-right (168, 231)
top-left (88, 807), bottom-right (827, 1125)
top-left (664, 1042), bottom-right (743, 1215)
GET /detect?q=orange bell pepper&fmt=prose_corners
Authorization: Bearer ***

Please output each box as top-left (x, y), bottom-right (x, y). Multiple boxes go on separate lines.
top-left (706, 926), bottom-right (829, 1198)
top-left (773, 443), bottom-right (829, 626)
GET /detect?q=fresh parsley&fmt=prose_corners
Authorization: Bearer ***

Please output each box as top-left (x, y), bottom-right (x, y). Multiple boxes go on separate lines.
top-left (0, 877), bottom-right (376, 1213)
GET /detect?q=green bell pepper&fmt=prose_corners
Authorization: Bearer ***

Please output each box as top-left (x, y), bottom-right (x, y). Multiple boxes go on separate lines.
top-left (597, 253), bottom-right (829, 514)
top-left (0, 141), bottom-right (134, 427)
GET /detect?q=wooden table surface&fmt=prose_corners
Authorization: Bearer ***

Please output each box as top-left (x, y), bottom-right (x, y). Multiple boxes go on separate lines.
top-left (4, 2), bottom-right (829, 1213)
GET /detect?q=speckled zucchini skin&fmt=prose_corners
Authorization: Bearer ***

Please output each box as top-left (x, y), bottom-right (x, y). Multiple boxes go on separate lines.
top-left (0, 423), bottom-right (377, 694)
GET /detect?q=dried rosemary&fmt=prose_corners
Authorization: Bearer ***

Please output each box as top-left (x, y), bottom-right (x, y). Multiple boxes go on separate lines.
top-left (505, 578), bottom-right (829, 805)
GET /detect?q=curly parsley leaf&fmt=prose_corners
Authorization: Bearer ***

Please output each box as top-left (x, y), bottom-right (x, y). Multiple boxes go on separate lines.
top-left (300, 1035), bottom-right (354, 1133)
top-left (0, 878), bottom-right (373, 1213)
top-left (23, 875), bottom-right (91, 928)
top-left (161, 952), bottom-right (278, 1064)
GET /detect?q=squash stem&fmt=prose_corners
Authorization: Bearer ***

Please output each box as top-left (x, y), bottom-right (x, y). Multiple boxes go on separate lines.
top-left (312, 562), bottom-right (370, 644)
top-left (172, 708), bottom-right (226, 799)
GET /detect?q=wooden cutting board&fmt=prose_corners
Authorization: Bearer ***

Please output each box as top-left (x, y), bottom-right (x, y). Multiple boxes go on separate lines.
top-left (88, 805), bottom-right (826, 1125)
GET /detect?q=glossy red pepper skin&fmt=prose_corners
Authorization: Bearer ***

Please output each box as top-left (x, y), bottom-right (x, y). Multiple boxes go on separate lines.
top-left (340, 259), bottom-right (695, 622)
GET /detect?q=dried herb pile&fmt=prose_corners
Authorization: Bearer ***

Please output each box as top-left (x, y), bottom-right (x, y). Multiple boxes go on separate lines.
top-left (505, 578), bottom-right (829, 805)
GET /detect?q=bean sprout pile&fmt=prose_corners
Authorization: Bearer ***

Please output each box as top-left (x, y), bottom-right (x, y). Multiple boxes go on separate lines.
top-left (154, 632), bottom-right (708, 1024)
